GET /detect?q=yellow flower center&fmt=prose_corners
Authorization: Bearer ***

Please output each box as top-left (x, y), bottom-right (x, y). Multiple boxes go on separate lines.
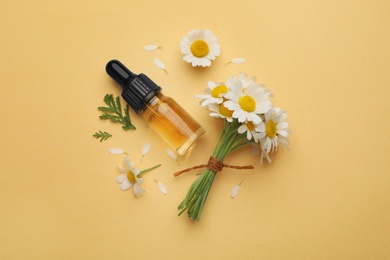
top-left (266, 120), bottom-right (277, 138)
top-left (238, 96), bottom-right (256, 112)
top-left (219, 102), bottom-right (233, 117)
top-left (191, 40), bottom-right (209, 58)
top-left (246, 121), bottom-right (255, 131)
top-left (127, 171), bottom-right (136, 183)
top-left (211, 85), bottom-right (228, 98)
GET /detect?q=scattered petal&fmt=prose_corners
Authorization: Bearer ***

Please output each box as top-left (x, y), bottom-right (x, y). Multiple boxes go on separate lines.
top-left (141, 143), bottom-right (151, 159)
top-left (155, 179), bottom-right (168, 195)
top-left (230, 180), bottom-right (244, 198)
top-left (143, 44), bottom-right (160, 51)
top-left (153, 58), bottom-right (168, 73)
top-left (166, 148), bottom-right (176, 160)
top-left (166, 148), bottom-right (179, 165)
top-left (228, 58), bottom-right (246, 64)
top-left (108, 148), bottom-right (124, 155)
top-left (142, 143), bottom-right (151, 155)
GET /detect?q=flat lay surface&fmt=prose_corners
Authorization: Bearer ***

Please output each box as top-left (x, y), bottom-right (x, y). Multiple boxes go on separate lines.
top-left (1, 0), bottom-right (390, 259)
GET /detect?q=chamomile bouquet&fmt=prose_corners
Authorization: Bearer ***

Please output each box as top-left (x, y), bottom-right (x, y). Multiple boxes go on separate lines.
top-left (176, 73), bottom-right (290, 221)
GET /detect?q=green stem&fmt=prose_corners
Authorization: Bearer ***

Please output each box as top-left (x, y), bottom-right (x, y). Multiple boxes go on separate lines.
top-left (178, 119), bottom-right (254, 221)
top-left (138, 164), bottom-right (161, 177)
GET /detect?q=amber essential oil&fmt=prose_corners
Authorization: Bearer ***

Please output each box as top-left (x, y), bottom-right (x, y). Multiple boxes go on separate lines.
top-left (106, 60), bottom-right (205, 155)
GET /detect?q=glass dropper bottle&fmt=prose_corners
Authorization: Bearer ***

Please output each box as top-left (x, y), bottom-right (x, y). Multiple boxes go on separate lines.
top-left (106, 60), bottom-right (205, 155)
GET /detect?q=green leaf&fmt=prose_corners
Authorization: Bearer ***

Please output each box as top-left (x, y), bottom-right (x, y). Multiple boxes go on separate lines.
top-left (97, 94), bottom-right (136, 130)
top-left (93, 131), bottom-right (112, 142)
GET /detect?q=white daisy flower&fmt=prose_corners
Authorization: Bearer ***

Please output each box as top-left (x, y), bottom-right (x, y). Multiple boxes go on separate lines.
top-left (224, 80), bottom-right (272, 124)
top-left (254, 108), bottom-right (290, 154)
top-left (116, 156), bottom-right (145, 197)
top-left (238, 121), bottom-right (259, 140)
top-left (180, 29), bottom-right (220, 67)
top-left (208, 102), bottom-right (234, 122)
top-left (236, 73), bottom-right (258, 89)
top-left (196, 81), bottom-right (228, 107)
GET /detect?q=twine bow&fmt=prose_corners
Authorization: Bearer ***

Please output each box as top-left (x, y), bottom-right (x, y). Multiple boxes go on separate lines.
top-left (173, 156), bottom-right (254, 177)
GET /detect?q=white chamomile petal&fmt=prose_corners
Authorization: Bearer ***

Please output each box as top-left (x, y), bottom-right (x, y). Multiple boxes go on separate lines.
top-left (120, 180), bottom-right (133, 191)
top-left (155, 179), bottom-right (168, 195)
top-left (229, 58), bottom-right (246, 64)
top-left (132, 183), bottom-right (145, 197)
top-left (167, 148), bottom-right (180, 165)
top-left (143, 44), bottom-right (160, 51)
top-left (133, 168), bottom-right (141, 176)
top-left (116, 174), bottom-right (128, 183)
top-left (108, 148), bottom-right (124, 155)
top-left (153, 58), bottom-right (167, 73)
top-left (166, 148), bottom-right (177, 160)
top-left (124, 156), bottom-right (134, 169)
top-left (142, 143), bottom-right (151, 157)
top-left (116, 166), bottom-right (128, 174)
top-left (230, 180), bottom-right (244, 198)
top-left (136, 177), bottom-right (144, 184)
top-left (260, 150), bottom-right (272, 164)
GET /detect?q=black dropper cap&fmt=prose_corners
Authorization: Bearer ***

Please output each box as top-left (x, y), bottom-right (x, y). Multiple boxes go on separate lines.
top-left (106, 60), bottom-right (162, 114)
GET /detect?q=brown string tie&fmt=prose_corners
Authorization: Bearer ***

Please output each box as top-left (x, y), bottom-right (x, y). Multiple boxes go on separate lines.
top-left (173, 156), bottom-right (254, 177)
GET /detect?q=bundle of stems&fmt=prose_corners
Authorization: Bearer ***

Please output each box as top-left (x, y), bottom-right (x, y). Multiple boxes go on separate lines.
top-left (177, 120), bottom-right (253, 221)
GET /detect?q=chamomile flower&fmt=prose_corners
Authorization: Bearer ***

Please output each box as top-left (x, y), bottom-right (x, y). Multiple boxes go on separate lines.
top-left (254, 108), bottom-right (290, 154)
top-left (180, 29), bottom-right (220, 67)
top-left (224, 81), bottom-right (272, 124)
top-left (238, 121), bottom-right (259, 140)
top-left (208, 102), bottom-right (234, 122)
top-left (116, 156), bottom-right (145, 197)
top-left (236, 73), bottom-right (258, 89)
top-left (196, 81), bottom-right (228, 106)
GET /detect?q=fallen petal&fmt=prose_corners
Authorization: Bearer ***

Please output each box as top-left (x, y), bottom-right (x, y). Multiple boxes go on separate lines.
top-left (166, 148), bottom-right (177, 161)
top-left (156, 180), bottom-right (168, 195)
top-left (109, 148), bottom-right (124, 155)
top-left (143, 44), bottom-right (160, 51)
top-left (153, 58), bottom-right (167, 73)
top-left (142, 143), bottom-right (151, 156)
top-left (230, 58), bottom-right (246, 64)
top-left (230, 180), bottom-right (244, 198)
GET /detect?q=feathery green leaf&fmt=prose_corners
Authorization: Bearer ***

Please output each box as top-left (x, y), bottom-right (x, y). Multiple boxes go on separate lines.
top-left (98, 94), bottom-right (136, 130)
top-left (93, 131), bottom-right (112, 142)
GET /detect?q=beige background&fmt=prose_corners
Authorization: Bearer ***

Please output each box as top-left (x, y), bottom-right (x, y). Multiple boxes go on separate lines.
top-left (1, 0), bottom-right (390, 259)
